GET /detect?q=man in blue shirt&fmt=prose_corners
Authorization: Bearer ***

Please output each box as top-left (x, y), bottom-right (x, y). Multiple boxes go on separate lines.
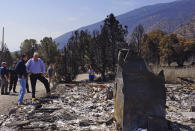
top-left (26, 52), bottom-right (51, 101)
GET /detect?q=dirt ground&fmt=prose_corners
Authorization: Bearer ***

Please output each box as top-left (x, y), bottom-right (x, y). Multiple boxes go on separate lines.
top-left (75, 73), bottom-right (89, 82)
top-left (75, 73), bottom-right (100, 82)
top-left (0, 80), bottom-right (49, 116)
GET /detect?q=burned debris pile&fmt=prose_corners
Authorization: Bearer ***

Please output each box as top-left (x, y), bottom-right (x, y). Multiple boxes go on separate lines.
top-left (166, 84), bottom-right (195, 131)
top-left (0, 83), bottom-right (194, 131)
top-left (0, 84), bottom-right (116, 130)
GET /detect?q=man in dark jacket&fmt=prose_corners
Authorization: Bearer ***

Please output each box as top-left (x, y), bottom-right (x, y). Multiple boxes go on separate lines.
top-left (9, 62), bottom-right (18, 93)
top-left (15, 55), bottom-right (28, 105)
top-left (1, 62), bottom-right (9, 95)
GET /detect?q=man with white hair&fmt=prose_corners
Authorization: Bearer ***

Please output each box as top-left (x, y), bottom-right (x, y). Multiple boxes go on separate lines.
top-left (26, 52), bottom-right (51, 101)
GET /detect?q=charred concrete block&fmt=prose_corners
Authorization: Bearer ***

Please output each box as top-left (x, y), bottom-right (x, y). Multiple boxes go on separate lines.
top-left (114, 50), bottom-right (167, 131)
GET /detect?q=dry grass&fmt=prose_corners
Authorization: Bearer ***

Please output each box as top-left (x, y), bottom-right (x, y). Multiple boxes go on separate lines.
top-left (151, 66), bottom-right (195, 83)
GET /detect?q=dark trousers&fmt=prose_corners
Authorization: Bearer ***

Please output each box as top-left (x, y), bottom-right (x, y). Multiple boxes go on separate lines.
top-left (9, 76), bottom-right (18, 92)
top-left (30, 74), bottom-right (50, 98)
top-left (26, 77), bottom-right (30, 92)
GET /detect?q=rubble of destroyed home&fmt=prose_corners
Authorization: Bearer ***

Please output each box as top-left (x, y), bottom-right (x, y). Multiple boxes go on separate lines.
top-left (0, 83), bottom-right (194, 131)
top-left (0, 83), bottom-right (117, 131)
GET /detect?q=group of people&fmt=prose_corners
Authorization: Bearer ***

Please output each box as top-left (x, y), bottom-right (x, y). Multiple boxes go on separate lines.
top-left (0, 52), bottom-right (54, 106)
top-left (0, 61), bottom-right (31, 95)
top-left (0, 51), bottom-right (95, 105)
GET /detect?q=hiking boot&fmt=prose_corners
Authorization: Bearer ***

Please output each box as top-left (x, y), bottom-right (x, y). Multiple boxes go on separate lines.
top-left (46, 92), bottom-right (52, 97)
top-left (18, 103), bottom-right (25, 107)
top-left (32, 98), bottom-right (36, 102)
top-left (5, 92), bottom-right (9, 95)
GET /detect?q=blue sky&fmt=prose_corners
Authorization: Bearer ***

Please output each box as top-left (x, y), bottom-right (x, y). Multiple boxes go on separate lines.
top-left (0, 0), bottom-right (176, 51)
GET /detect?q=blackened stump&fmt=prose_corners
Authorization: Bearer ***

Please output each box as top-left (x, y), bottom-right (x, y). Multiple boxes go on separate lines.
top-left (114, 49), bottom-right (168, 131)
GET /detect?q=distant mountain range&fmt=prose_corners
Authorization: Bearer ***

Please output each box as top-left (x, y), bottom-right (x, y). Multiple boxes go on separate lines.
top-left (55, 0), bottom-right (195, 49)
top-left (174, 19), bottom-right (195, 39)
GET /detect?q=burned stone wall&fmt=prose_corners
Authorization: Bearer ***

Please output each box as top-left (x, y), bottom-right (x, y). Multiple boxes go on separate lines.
top-left (114, 50), bottom-right (168, 131)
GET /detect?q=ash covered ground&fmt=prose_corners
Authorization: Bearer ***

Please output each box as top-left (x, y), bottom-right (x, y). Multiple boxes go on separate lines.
top-left (0, 83), bottom-right (194, 131)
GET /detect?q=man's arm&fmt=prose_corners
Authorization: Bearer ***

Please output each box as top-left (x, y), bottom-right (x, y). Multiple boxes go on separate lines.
top-left (47, 68), bottom-right (50, 77)
top-left (25, 59), bottom-right (31, 73)
top-left (40, 59), bottom-right (46, 73)
top-left (4, 74), bottom-right (8, 81)
top-left (15, 61), bottom-right (21, 74)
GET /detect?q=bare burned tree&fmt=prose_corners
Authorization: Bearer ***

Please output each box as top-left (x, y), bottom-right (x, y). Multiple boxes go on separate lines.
top-left (130, 24), bottom-right (145, 55)
top-left (0, 42), bottom-right (12, 66)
